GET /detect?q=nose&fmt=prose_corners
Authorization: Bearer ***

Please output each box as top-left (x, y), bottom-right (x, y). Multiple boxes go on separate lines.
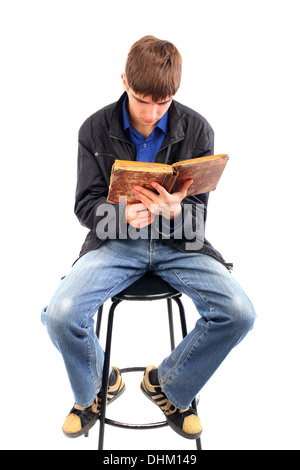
top-left (146, 104), bottom-right (159, 122)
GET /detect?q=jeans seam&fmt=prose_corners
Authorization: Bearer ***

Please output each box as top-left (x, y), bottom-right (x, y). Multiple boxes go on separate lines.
top-left (170, 268), bottom-right (213, 318)
top-left (84, 334), bottom-right (100, 405)
top-left (160, 322), bottom-right (210, 387)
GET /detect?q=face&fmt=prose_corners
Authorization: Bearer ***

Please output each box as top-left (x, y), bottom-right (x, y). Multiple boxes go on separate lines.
top-left (121, 74), bottom-right (173, 138)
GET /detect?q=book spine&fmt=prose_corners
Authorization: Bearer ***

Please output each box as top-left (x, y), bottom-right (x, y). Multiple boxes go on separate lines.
top-left (160, 172), bottom-right (174, 193)
top-left (166, 167), bottom-right (179, 193)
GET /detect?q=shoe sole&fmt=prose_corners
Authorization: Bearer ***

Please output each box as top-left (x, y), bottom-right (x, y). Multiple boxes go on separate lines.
top-left (140, 382), bottom-right (202, 440)
top-left (63, 382), bottom-right (126, 439)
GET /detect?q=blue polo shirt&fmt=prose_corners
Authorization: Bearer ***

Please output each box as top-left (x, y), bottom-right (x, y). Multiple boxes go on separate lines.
top-left (122, 95), bottom-right (168, 162)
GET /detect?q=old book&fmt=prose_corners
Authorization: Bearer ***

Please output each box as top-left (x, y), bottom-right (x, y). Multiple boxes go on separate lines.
top-left (107, 154), bottom-right (229, 204)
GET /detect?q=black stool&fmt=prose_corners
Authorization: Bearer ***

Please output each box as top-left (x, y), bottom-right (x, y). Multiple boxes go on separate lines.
top-left (94, 272), bottom-right (202, 450)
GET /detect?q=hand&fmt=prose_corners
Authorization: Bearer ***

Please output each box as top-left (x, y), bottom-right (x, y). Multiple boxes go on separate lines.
top-left (125, 203), bottom-right (156, 228)
top-left (132, 179), bottom-right (193, 220)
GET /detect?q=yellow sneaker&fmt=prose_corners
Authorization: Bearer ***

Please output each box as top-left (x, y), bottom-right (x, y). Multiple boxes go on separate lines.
top-left (63, 367), bottom-right (125, 438)
top-left (141, 365), bottom-right (202, 440)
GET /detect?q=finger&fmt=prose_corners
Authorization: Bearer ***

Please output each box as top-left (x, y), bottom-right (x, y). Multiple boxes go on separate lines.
top-left (131, 213), bottom-right (155, 229)
top-left (127, 203), bottom-right (148, 220)
top-left (182, 178), bottom-right (194, 190)
top-left (133, 190), bottom-right (153, 209)
top-left (133, 185), bottom-right (158, 202)
top-left (177, 179), bottom-right (193, 197)
top-left (151, 182), bottom-right (169, 198)
top-left (137, 211), bottom-right (152, 221)
top-left (131, 203), bottom-right (148, 211)
top-left (137, 209), bottom-right (151, 218)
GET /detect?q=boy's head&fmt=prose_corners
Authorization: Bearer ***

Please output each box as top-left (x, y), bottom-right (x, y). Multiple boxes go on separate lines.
top-left (124, 35), bottom-right (182, 102)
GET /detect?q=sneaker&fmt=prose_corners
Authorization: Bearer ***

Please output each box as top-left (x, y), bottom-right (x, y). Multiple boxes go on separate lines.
top-left (62, 367), bottom-right (125, 438)
top-left (141, 365), bottom-right (202, 440)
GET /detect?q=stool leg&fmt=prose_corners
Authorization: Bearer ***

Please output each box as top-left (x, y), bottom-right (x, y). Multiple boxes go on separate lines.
top-left (173, 296), bottom-right (202, 451)
top-left (167, 298), bottom-right (176, 351)
top-left (98, 299), bottom-right (121, 450)
top-left (173, 295), bottom-right (188, 337)
top-left (96, 304), bottom-right (104, 339)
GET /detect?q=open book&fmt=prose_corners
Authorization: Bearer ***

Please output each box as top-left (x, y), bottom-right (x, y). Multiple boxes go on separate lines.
top-left (107, 154), bottom-right (229, 204)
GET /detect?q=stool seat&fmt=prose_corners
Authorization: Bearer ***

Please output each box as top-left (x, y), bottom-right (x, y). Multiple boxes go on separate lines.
top-left (114, 272), bottom-right (180, 301)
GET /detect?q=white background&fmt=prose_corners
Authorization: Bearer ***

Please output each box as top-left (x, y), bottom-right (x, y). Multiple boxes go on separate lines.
top-left (1, 0), bottom-right (299, 450)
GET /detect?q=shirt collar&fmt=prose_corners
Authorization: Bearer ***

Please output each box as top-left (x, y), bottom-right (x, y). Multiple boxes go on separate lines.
top-left (122, 95), bottom-right (168, 136)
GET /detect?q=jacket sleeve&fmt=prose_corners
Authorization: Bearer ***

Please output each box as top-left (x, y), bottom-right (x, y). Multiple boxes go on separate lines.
top-left (74, 123), bottom-right (127, 238)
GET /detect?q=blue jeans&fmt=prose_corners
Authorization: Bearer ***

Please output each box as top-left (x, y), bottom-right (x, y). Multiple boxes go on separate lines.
top-left (41, 239), bottom-right (256, 410)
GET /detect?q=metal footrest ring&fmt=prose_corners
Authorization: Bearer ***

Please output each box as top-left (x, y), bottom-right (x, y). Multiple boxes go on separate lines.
top-left (103, 367), bottom-right (168, 430)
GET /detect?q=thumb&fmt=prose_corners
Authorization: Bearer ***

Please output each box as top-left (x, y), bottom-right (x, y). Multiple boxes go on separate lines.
top-left (179, 179), bottom-right (193, 198)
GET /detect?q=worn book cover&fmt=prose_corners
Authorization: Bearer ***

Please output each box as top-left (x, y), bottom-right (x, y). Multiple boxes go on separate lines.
top-left (107, 154), bottom-right (229, 204)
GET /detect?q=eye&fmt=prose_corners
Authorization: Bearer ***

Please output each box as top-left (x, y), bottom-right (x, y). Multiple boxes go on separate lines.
top-left (157, 99), bottom-right (172, 106)
top-left (135, 97), bottom-right (148, 104)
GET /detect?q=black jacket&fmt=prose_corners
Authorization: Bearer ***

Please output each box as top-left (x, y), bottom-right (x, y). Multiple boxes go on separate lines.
top-left (74, 92), bottom-right (227, 266)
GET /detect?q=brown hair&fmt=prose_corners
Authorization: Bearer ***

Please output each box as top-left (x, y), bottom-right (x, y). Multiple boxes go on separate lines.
top-left (125, 35), bottom-right (182, 102)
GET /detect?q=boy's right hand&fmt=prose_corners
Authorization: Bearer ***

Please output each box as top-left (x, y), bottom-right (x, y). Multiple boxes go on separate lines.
top-left (125, 203), bottom-right (156, 229)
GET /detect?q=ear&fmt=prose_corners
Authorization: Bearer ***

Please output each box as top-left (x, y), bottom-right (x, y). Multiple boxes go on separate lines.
top-left (121, 73), bottom-right (128, 91)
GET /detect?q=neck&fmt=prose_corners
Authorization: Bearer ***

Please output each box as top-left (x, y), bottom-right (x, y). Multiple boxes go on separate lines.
top-left (126, 103), bottom-right (155, 138)
top-left (133, 123), bottom-right (154, 139)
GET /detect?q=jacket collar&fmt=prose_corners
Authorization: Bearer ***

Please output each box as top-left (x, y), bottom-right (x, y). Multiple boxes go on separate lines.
top-left (109, 92), bottom-right (185, 145)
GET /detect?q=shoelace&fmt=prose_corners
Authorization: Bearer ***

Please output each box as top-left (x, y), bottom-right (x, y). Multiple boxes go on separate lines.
top-left (162, 398), bottom-right (178, 416)
top-left (73, 381), bottom-right (117, 414)
top-left (153, 386), bottom-right (188, 416)
top-left (155, 390), bottom-right (188, 416)
top-left (96, 381), bottom-right (119, 412)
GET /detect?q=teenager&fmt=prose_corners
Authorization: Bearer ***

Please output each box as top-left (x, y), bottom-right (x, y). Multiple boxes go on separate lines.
top-left (42, 36), bottom-right (256, 441)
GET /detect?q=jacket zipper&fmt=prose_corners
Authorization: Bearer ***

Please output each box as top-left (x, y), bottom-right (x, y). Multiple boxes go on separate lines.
top-left (109, 135), bottom-right (136, 159)
top-left (155, 137), bottom-right (184, 162)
